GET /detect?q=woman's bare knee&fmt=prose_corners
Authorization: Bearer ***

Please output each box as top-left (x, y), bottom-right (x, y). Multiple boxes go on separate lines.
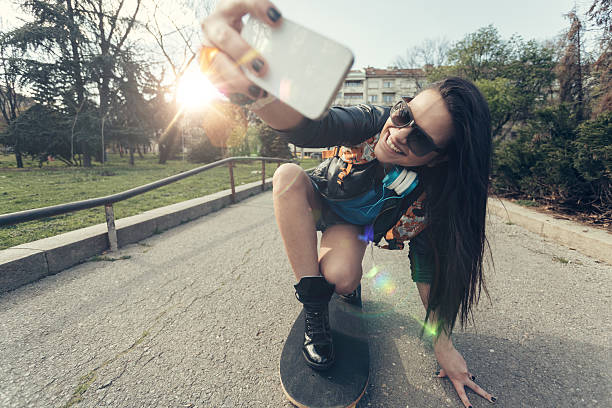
top-left (273, 163), bottom-right (309, 197)
top-left (320, 263), bottom-right (362, 294)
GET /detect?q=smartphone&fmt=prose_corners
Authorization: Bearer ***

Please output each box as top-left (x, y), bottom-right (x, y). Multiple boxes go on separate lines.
top-left (240, 16), bottom-right (354, 120)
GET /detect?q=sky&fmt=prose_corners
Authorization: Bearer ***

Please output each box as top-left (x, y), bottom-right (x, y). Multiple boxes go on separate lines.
top-left (0, 0), bottom-right (598, 71)
top-left (269, 0), bottom-right (596, 69)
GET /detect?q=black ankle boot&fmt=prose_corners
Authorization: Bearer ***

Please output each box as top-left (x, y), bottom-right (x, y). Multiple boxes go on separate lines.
top-left (294, 276), bottom-right (335, 370)
top-left (339, 284), bottom-right (361, 305)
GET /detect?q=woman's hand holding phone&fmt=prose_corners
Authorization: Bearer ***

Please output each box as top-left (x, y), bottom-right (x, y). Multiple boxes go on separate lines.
top-left (200, 0), bottom-right (305, 130)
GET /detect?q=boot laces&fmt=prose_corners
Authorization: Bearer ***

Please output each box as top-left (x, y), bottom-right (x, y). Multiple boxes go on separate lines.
top-left (304, 306), bottom-right (330, 338)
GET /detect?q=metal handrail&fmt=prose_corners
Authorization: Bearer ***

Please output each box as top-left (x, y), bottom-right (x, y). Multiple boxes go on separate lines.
top-left (1, 156), bottom-right (295, 250)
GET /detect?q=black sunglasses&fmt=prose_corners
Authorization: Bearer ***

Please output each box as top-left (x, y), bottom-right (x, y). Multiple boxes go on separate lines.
top-left (389, 96), bottom-right (446, 157)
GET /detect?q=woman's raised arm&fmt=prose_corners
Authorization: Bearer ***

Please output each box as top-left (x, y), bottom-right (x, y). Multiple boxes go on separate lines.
top-left (200, 0), bottom-right (305, 130)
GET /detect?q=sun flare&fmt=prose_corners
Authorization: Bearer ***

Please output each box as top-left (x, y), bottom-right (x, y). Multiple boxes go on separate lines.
top-left (176, 66), bottom-right (223, 110)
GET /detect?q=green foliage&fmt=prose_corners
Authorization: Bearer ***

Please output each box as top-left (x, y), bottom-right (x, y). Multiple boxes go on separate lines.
top-left (475, 77), bottom-right (516, 135)
top-left (572, 111), bottom-right (612, 206)
top-left (446, 25), bottom-right (509, 81)
top-left (573, 111), bottom-right (612, 182)
top-left (429, 26), bottom-right (556, 138)
top-left (187, 136), bottom-right (223, 163)
top-left (492, 104), bottom-right (609, 211)
top-left (2, 104), bottom-right (65, 164)
top-left (258, 124), bottom-right (291, 159)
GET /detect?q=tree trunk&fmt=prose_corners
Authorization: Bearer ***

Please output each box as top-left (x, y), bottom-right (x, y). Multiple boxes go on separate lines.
top-left (129, 146), bottom-right (135, 166)
top-left (83, 152), bottom-right (92, 167)
top-left (14, 149), bottom-right (23, 168)
top-left (137, 144), bottom-right (144, 158)
top-left (158, 127), bottom-right (178, 164)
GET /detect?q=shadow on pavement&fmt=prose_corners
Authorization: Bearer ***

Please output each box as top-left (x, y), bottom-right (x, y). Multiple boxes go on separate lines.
top-left (358, 300), bottom-right (610, 407)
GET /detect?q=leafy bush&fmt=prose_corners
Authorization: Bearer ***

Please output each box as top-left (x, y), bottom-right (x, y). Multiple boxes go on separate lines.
top-left (492, 104), bottom-right (610, 215)
top-left (258, 124), bottom-right (291, 159)
top-left (187, 136), bottom-right (222, 164)
top-left (573, 111), bottom-right (612, 206)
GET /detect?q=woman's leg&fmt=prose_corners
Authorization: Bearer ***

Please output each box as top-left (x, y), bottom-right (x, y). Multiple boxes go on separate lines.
top-left (319, 224), bottom-right (368, 295)
top-left (272, 163), bottom-right (322, 280)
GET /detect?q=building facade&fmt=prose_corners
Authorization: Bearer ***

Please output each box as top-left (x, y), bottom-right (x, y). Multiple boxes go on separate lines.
top-left (289, 67), bottom-right (429, 156)
top-left (333, 67), bottom-right (428, 107)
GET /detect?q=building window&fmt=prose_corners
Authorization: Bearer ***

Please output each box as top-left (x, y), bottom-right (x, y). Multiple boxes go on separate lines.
top-left (344, 93), bottom-right (363, 100)
top-left (368, 95), bottom-right (378, 103)
top-left (344, 80), bottom-right (362, 87)
top-left (336, 92), bottom-right (342, 99)
top-left (383, 80), bottom-right (394, 88)
top-left (382, 93), bottom-right (395, 104)
top-left (401, 80), bottom-right (414, 88)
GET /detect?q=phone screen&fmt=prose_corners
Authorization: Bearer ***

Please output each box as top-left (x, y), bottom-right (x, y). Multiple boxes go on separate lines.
top-left (241, 17), bottom-right (354, 119)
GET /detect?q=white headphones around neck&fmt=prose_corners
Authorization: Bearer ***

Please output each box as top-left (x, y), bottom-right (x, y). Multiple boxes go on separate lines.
top-left (382, 167), bottom-right (418, 196)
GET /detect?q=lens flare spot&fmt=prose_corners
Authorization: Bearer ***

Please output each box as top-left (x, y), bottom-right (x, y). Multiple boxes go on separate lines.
top-left (364, 266), bottom-right (379, 279)
top-left (358, 224), bottom-right (374, 243)
top-left (372, 272), bottom-right (396, 295)
top-left (417, 319), bottom-right (438, 337)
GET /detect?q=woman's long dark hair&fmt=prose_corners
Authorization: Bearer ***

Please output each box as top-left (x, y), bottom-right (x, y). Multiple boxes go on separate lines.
top-left (419, 77), bottom-right (493, 335)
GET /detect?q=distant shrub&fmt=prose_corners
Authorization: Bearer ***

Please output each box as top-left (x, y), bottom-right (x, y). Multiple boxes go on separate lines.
top-left (573, 111), bottom-right (612, 203)
top-left (491, 104), bottom-right (609, 214)
top-left (187, 136), bottom-right (223, 164)
top-left (258, 125), bottom-right (291, 159)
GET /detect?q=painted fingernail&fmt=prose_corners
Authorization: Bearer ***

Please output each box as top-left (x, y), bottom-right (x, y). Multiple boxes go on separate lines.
top-left (252, 58), bottom-right (264, 73)
top-left (434, 370), bottom-right (440, 376)
top-left (248, 85), bottom-right (261, 98)
top-left (491, 397), bottom-right (497, 402)
top-left (471, 375), bottom-right (476, 380)
top-left (267, 7), bottom-right (281, 22)
top-left (262, 90), bottom-right (268, 97)
top-left (468, 406), bottom-right (472, 408)
top-left (229, 93), bottom-right (254, 106)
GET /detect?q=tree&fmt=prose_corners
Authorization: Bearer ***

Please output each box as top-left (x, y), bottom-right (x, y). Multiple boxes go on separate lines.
top-left (557, 10), bottom-right (585, 122)
top-left (444, 25), bottom-right (509, 82)
top-left (8, 0), bottom-right (100, 165)
top-left (429, 26), bottom-right (556, 138)
top-left (573, 111), bottom-right (612, 216)
top-left (82, 0), bottom-right (142, 165)
top-left (2, 104), bottom-right (74, 165)
top-left (0, 34), bottom-right (29, 167)
top-left (259, 124), bottom-right (291, 159)
top-left (107, 51), bottom-right (153, 166)
top-left (586, 0), bottom-right (612, 116)
top-left (8, 0), bottom-right (146, 167)
top-left (394, 37), bottom-right (450, 91)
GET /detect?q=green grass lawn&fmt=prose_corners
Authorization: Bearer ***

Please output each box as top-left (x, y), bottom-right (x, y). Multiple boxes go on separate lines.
top-left (0, 153), bottom-right (320, 250)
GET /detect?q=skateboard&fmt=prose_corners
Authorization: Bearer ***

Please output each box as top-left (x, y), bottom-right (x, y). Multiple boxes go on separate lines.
top-left (279, 290), bottom-right (369, 408)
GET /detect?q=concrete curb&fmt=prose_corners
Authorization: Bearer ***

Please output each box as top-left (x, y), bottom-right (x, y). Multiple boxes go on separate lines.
top-left (0, 178), bottom-right (273, 294)
top-left (488, 197), bottom-right (611, 265)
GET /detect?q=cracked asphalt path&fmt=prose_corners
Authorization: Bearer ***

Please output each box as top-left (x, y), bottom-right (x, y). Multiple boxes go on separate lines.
top-left (0, 192), bottom-right (610, 407)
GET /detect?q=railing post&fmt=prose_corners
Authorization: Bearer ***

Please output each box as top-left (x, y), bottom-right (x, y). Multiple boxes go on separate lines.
top-left (228, 160), bottom-right (236, 203)
top-left (261, 160), bottom-right (266, 191)
top-left (104, 203), bottom-right (118, 252)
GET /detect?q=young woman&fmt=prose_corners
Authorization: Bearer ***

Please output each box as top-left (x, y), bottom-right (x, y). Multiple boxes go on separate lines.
top-left (200, 1), bottom-right (496, 406)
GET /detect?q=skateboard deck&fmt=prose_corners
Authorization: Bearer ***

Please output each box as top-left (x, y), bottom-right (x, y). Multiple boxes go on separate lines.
top-left (280, 292), bottom-right (369, 408)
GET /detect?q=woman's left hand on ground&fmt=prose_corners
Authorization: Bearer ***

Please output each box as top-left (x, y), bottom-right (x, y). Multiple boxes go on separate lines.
top-left (434, 340), bottom-right (496, 407)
